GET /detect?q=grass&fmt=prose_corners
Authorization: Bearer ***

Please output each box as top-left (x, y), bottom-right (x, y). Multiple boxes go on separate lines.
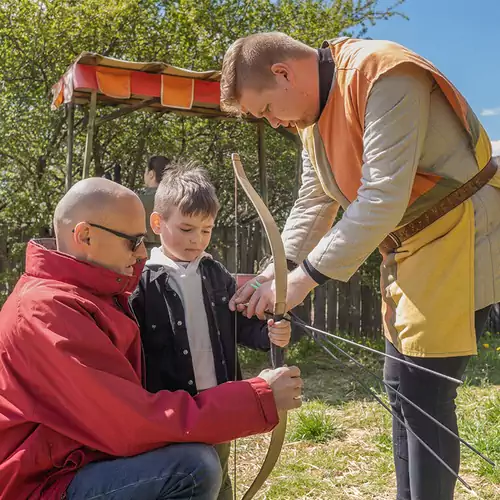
top-left (288, 400), bottom-right (345, 443)
top-left (232, 331), bottom-right (500, 499)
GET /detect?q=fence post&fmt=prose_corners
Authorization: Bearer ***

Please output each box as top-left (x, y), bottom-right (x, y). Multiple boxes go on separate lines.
top-left (313, 284), bottom-right (327, 330)
top-left (292, 294), bottom-right (311, 342)
top-left (338, 281), bottom-right (350, 333)
top-left (361, 283), bottom-right (373, 337)
top-left (349, 273), bottom-right (361, 337)
top-left (327, 280), bottom-right (338, 333)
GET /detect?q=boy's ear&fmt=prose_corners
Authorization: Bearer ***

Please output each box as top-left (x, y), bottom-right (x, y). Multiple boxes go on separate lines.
top-left (150, 212), bottom-right (162, 235)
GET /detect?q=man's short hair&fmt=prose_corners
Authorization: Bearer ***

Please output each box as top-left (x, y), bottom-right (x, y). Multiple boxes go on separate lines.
top-left (154, 161), bottom-right (220, 220)
top-left (147, 156), bottom-right (171, 184)
top-left (220, 32), bottom-right (312, 115)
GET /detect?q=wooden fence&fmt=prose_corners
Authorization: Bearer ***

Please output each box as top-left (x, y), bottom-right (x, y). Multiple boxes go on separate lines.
top-left (209, 223), bottom-right (383, 340)
top-left (2, 221), bottom-right (499, 336)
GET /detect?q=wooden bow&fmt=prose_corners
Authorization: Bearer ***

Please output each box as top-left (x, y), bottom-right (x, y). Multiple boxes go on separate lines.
top-left (231, 153), bottom-right (288, 499)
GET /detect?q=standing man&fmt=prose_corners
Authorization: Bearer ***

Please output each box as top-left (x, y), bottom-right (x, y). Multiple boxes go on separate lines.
top-left (221, 33), bottom-right (500, 500)
top-left (139, 155), bottom-right (171, 251)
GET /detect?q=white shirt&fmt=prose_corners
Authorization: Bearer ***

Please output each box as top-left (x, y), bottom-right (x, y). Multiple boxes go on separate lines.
top-left (148, 247), bottom-right (218, 390)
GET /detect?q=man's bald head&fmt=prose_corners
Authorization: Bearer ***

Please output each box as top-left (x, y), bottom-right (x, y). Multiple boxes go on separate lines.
top-left (54, 178), bottom-right (139, 237)
top-left (54, 177), bottom-right (147, 275)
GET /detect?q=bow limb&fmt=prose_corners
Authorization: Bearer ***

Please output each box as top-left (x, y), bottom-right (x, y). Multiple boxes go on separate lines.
top-left (231, 153), bottom-right (288, 500)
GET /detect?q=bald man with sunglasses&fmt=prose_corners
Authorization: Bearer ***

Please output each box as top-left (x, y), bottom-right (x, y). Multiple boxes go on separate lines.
top-left (0, 178), bottom-right (302, 500)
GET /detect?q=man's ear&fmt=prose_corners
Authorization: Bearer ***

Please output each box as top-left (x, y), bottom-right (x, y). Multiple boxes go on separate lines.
top-left (270, 62), bottom-right (294, 86)
top-left (73, 222), bottom-right (91, 246)
top-left (150, 212), bottom-right (162, 235)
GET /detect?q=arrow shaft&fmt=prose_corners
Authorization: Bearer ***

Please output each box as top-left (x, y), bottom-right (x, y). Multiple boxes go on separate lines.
top-left (289, 313), bottom-right (463, 385)
top-left (312, 334), bottom-right (476, 494)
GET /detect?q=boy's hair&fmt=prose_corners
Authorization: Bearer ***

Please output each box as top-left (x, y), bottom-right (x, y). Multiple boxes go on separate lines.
top-left (147, 155), bottom-right (171, 184)
top-left (154, 161), bottom-right (220, 220)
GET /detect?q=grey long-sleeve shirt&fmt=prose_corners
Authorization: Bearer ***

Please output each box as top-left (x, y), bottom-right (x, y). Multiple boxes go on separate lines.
top-left (282, 66), bottom-right (500, 310)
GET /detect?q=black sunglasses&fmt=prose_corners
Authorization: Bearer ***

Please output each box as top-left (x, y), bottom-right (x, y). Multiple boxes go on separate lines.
top-left (82, 223), bottom-right (146, 251)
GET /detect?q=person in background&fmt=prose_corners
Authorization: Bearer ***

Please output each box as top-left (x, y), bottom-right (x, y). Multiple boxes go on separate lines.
top-left (139, 155), bottom-right (171, 252)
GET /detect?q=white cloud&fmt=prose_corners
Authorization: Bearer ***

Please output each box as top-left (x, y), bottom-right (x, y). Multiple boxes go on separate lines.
top-left (481, 107), bottom-right (500, 117)
top-left (492, 140), bottom-right (500, 157)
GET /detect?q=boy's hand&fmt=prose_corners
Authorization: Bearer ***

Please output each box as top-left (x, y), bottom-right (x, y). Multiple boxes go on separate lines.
top-left (267, 318), bottom-right (291, 347)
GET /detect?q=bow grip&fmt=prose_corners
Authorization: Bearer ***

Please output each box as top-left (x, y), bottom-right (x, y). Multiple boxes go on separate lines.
top-left (271, 344), bottom-right (285, 369)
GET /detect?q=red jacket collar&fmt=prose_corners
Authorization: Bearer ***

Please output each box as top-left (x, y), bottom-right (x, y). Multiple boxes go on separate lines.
top-left (25, 239), bottom-right (144, 296)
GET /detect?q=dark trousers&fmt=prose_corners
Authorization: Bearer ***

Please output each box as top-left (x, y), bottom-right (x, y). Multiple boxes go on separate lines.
top-left (384, 306), bottom-right (491, 500)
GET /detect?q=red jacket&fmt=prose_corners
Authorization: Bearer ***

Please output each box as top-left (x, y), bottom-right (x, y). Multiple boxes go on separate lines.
top-left (0, 240), bottom-right (278, 500)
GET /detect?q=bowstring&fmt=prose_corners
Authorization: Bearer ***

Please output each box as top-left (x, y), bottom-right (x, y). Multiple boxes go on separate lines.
top-left (233, 168), bottom-right (238, 500)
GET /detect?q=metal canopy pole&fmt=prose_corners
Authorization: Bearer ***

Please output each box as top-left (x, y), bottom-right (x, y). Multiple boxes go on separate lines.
top-left (65, 103), bottom-right (75, 192)
top-left (83, 91), bottom-right (97, 179)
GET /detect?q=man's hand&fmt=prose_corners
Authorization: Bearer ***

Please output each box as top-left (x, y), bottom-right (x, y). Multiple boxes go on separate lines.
top-left (232, 266), bottom-right (319, 320)
top-left (229, 273), bottom-right (273, 313)
top-left (229, 263), bottom-right (275, 313)
top-left (267, 318), bottom-right (291, 347)
top-left (258, 366), bottom-right (303, 411)
top-left (286, 267), bottom-right (318, 310)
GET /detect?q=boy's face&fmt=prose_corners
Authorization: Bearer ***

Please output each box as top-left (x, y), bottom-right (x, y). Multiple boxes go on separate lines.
top-left (150, 207), bottom-right (215, 262)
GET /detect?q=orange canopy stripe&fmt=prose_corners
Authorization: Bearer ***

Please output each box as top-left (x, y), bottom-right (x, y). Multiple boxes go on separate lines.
top-left (96, 67), bottom-right (131, 99)
top-left (161, 74), bottom-right (194, 110)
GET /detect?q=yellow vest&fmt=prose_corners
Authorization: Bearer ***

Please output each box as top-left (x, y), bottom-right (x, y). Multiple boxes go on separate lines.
top-left (298, 38), bottom-right (494, 357)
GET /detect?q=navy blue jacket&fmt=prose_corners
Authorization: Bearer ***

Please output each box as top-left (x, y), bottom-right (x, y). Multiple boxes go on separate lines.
top-left (129, 257), bottom-right (270, 396)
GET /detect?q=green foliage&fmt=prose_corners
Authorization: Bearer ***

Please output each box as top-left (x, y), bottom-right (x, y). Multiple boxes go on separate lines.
top-left (0, 0), bottom-right (406, 303)
top-left (464, 330), bottom-right (500, 385)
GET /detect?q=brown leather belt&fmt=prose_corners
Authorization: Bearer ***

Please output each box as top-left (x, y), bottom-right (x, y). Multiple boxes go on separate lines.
top-left (379, 159), bottom-right (498, 254)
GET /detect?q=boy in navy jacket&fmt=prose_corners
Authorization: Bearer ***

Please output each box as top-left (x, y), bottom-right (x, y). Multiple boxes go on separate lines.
top-left (130, 161), bottom-right (290, 500)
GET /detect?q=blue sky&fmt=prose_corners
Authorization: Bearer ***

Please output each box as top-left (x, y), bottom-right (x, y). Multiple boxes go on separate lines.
top-left (367, 0), bottom-right (500, 155)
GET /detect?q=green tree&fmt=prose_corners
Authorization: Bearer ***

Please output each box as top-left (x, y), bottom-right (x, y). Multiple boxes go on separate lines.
top-left (0, 0), bottom-right (405, 303)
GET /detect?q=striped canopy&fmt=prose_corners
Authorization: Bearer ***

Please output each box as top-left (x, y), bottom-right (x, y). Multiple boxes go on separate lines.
top-left (51, 52), bottom-right (230, 118)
